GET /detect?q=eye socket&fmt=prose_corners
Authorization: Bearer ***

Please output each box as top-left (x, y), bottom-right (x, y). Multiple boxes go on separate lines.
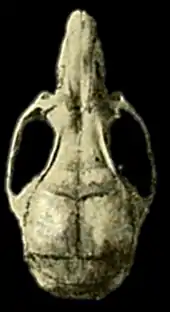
top-left (108, 109), bottom-right (152, 197)
top-left (10, 119), bottom-right (54, 195)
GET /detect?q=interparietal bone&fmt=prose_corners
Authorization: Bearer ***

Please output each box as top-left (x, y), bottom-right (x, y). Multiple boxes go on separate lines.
top-left (5, 10), bottom-right (157, 300)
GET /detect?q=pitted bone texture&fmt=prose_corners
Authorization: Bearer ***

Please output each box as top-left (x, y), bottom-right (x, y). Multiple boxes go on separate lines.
top-left (5, 10), bottom-right (156, 300)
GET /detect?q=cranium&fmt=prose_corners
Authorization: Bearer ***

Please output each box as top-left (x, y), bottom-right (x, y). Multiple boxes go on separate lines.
top-left (5, 10), bottom-right (157, 300)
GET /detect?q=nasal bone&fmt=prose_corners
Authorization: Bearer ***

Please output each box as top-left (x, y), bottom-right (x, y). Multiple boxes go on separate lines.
top-left (64, 10), bottom-right (83, 97)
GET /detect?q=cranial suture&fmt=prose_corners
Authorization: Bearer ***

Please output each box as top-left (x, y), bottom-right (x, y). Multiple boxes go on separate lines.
top-left (5, 10), bottom-right (157, 300)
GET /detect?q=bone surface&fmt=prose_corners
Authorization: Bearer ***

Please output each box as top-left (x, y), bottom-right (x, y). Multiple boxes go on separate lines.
top-left (5, 10), bottom-right (157, 300)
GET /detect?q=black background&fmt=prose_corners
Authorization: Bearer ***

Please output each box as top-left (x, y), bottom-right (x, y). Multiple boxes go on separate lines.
top-left (1, 3), bottom-right (162, 310)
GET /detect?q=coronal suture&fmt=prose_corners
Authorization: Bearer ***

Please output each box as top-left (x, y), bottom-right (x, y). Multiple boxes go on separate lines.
top-left (5, 10), bottom-right (157, 300)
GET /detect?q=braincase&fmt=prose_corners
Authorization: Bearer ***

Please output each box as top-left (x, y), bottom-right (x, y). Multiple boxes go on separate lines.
top-left (10, 114), bottom-right (55, 196)
top-left (107, 108), bottom-right (152, 198)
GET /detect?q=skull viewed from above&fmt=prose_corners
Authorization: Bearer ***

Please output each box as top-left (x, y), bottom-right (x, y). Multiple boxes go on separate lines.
top-left (5, 10), bottom-right (157, 300)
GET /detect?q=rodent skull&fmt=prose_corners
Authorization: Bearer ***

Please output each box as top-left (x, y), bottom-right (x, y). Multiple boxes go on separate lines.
top-left (5, 10), bottom-right (157, 300)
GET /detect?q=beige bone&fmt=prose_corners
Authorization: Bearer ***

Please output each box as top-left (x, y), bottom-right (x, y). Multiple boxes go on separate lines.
top-left (5, 10), bottom-right (157, 300)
